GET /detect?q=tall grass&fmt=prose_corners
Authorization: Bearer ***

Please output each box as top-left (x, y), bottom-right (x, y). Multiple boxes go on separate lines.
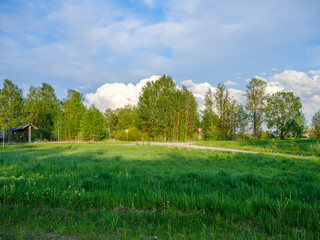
top-left (199, 139), bottom-right (320, 156)
top-left (309, 142), bottom-right (320, 154)
top-left (0, 143), bottom-right (320, 239)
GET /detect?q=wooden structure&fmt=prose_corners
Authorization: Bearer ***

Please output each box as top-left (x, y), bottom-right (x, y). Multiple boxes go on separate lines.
top-left (10, 123), bottom-right (38, 143)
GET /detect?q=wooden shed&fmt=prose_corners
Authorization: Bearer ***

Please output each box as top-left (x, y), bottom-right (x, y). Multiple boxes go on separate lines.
top-left (10, 123), bottom-right (38, 143)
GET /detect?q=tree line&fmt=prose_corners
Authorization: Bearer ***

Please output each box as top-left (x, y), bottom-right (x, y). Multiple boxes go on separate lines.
top-left (0, 75), bottom-right (319, 142)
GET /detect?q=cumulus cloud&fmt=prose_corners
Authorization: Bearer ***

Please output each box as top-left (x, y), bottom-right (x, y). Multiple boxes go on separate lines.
top-left (85, 69), bottom-right (320, 122)
top-left (309, 70), bottom-right (320, 75)
top-left (86, 77), bottom-right (247, 113)
top-left (266, 70), bottom-right (320, 120)
top-left (269, 70), bottom-right (319, 96)
top-left (86, 75), bottom-right (160, 111)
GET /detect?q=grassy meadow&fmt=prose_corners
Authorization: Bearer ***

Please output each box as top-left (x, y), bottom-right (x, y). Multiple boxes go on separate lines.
top-left (0, 142), bottom-right (320, 239)
top-left (198, 139), bottom-right (320, 157)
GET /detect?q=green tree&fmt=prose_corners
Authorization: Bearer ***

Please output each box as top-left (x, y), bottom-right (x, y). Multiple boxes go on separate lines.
top-left (117, 105), bottom-right (137, 130)
top-left (25, 83), bottom-right (60, 138)
top-left (137, 75), bottom-right (198, 141)
top-left (245, 77), bottom-right (268, 140)
top-left (52, 105), bottom-right (64, 141)
top-left (104, 105), bottom-right (137, 139)
top-left (180, 86), bottom-right (198, 141)
top-left (201, 88), bottom-right (221, 140)
top-left (266, 92), bottom-right (303, 140)
top-left (236, 104), bottom-right (249, 140)
top-left (104, 108), bottom-right (119, 137)
top-left (0, 79), bottom-right (25, 129)
top-left (288, 114), bottom-right (305, 139)
top-left (137, 75), bottom-right (176, 139)
top-left (311, 110), bottom-right (320, 138)
top-left (80, 105), bottom-right (106, 141)
top-left (62, 90), bottom-right (86, 140)
top-left (214, 83), bottom-right (238, 140)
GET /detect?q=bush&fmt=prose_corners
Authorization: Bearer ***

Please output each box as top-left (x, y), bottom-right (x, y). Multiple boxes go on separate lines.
top-left (113, 127), bottom-right (142, 141)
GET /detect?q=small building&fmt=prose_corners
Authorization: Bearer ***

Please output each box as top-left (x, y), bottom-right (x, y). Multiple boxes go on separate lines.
top-left (10, 123), bottom-right (38, 143)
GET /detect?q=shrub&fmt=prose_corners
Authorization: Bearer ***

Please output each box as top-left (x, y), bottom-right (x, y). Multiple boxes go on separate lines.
top-left (113, 127), bottom-right (142, 141)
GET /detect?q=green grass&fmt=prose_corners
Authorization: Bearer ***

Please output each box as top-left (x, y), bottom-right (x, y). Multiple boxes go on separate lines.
top-left (197, 139), bottom-right (320, 156)
top-left (1, 143), bottom-right (320, 239)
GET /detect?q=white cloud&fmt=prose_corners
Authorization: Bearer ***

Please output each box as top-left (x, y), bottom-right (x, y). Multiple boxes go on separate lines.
top-left (86, 75), bottom-right (160, 111)
top-left (266, 81), bottom-right (284, 94)
top-left (309, 70), bottom-right (320, 75)
top-left (225, 80), bottom-right (237, 86)
top-left (270, 70), bottom-right (318, 95)
top-left (181, 79), bottom-right (195, 86)
top-left (86, 77), bottom-right (247, 114)
top-left (266, 70), bottom-right (320, 122)
top-left (184, 80), bottom-right (214, 101)
top-left (181, 80), bottom-right (245, 111)
top-left (228, 88), bottom-right (245, 103)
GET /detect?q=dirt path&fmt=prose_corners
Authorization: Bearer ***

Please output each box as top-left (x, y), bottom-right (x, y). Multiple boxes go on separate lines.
top-left (137, 142), bottom-right (258, 153)
top-left (135, 142), bottom-right (318, 158)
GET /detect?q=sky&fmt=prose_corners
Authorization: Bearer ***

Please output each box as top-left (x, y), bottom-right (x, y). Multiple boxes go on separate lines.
top-left (0, 0), bottom-right (320, 122)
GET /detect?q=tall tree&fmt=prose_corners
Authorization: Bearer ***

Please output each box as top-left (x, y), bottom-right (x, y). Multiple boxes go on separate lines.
top-left (0, 79), bottom-right (25, 129)
top-left (236, 104), bottom-right (249, 139)
top-left (117, 105), bottom-right (137, 130)
top-left (80, 105), bottom-right (106, 141)
top-left (137, 75), bottom-right (176, 139)
top-left (214, 83), bottom-right (238, 140)
top-left (201, 88), bottom-right (221, 140)
top-left (62, 90), bottom-right (86, 140)
top-left (137, 75), bottom-right (198, 141)
top-left (180, 86), bottom-right (198, 141)
top-left (245, 77), bottom-right (267, 140)
top-left (104, 105), bottom-right (137, 138)
top-left (104, 108), bottom-right (120, 137)
top-left (266, 92), bottom-right (303, 139)
top-left (311, 109), bottom-right (320, 139)
top-left (25, 83), bottom-right (59, 132)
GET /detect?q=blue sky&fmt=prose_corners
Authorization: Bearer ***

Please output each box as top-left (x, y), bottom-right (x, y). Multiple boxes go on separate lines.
top-left (1, 0), bottom-right (320, 121)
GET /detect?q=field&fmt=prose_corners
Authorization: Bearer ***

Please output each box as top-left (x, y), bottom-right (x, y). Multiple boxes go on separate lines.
top-left (1, 143), bottom-right (320, 239)
top-left (198, 139), bottom-right (320, 157)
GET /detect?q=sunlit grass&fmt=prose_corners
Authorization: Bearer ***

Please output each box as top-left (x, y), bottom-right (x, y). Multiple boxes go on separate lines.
top-left (1, 143), bottom-right (320, 239)
top-left (198, 139), bottom-right (320, 156)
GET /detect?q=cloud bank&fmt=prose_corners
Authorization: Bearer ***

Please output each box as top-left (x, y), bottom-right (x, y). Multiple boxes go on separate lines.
top-left (86, 75), bottom-right (160, 110)
top-left (86, 69), bottom-right (320, 122)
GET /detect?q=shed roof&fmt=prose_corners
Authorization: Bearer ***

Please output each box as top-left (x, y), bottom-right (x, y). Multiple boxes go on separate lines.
top-left (10, 123), bottom-right (38, 132)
